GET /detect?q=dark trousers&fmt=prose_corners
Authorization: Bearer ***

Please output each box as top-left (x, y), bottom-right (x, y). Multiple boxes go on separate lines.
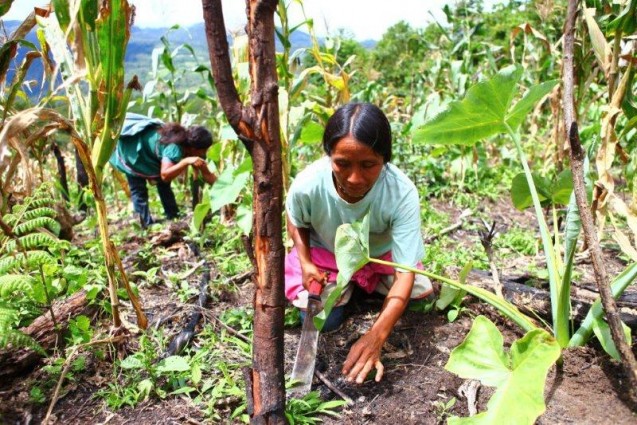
top-left (126, 175), bottom-right (179, 227)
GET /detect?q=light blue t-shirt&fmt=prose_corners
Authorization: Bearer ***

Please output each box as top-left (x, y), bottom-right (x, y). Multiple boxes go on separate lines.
top-left (286, 157), bottom-right (425, 268)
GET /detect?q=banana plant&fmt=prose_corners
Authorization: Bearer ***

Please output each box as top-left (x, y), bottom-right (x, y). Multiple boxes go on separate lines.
top-left (36, 0), bottom-right (147, 330)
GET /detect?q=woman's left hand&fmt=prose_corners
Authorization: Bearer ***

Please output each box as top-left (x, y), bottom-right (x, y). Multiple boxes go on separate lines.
top-left (342, 330), bottom-right (385, 384)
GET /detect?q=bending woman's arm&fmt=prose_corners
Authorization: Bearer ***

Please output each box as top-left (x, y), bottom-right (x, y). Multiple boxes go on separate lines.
top-left (342, 271), bottom-right (414, 383)
top-left (160, 157), bottom-right (208, 182)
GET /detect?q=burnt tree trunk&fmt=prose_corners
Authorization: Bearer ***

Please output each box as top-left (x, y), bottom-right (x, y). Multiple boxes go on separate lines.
top-left (202, 1), bottom-right (286, 423)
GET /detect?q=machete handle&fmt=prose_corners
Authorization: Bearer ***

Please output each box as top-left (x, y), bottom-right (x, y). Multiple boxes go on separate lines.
top-left (308, 279), bottom-right (323, 297)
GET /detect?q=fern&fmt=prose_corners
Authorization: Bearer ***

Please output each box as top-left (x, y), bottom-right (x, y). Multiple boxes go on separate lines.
top-left (0, 304), bottom-right (41, 352)
top-left (0, 329), bottom-right (43, 352)
top-left (0, 255), bottom-right (21, 274)
top-left (0, 184), bottom-right (63, 355)
top-left (22, 207), bottom-right (57, 222)
top-left (0, 304), bottom-right (17, 328)
top-left (9, 198), bottom-right (57, 216)
top-left (2, 233), bottom-right (60, 254)
top-left (13, 216), bottom-right (61, 236)
top-left (0, 274), bottom-right (34, 297)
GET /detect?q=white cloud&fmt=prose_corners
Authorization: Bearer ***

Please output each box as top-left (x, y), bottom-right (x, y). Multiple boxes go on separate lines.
top-left (3, 0), bottom-right (502, 40)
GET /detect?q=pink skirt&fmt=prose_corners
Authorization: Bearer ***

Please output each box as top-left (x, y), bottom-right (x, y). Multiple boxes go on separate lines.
top-left (284, 246), bottom-right (422, 302)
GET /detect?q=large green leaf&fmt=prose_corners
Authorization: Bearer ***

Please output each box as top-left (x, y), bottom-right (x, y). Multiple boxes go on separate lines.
top-left (510, 172), bottom-right (550, 210)
top-left (413, 67), bottom-right (557, 147)
top-left (510, 170), bottom-right (573, 210)
top-left (314, 214), bottom-right (370, 330)
top-left (446, 316), bottom-right (561, 425)
top-left (208, 158), bottom-right (252, 214)
top-left (412, 66), bottom-right (523, 146)
top-left (506, 80), bottom-right (559, 130)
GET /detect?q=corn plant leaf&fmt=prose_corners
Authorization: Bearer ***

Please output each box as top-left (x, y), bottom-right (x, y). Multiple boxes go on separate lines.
top-left (0, 41), bottom-right (18, 86)
top-left (583, 8), bottom-right (611, 74)
top-left (93, 0), bottom-right (133, 181)
top-left (446, 316), bottom-right (560, 425)
top-left (314, 214), bottom-right (370, 330)
top-left (52, 0), bottom-right (71, 31)
top-left (0, 0), bottom-right (14, 17)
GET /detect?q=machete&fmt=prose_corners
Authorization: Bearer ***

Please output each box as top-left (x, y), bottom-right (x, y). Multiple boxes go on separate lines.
top-left (289, 278), bottom-right (324, 396)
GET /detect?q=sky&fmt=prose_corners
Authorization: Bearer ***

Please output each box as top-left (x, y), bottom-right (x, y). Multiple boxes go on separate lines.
top-left (3, 0), bottom-right (502, 41)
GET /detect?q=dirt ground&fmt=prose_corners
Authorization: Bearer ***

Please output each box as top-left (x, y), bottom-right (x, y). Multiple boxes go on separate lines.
top-left (1, 197), bottom-right (636, 424)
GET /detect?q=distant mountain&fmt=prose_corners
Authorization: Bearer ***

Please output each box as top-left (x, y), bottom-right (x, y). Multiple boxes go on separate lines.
top-left (2, 20), bottom-right (375, 97)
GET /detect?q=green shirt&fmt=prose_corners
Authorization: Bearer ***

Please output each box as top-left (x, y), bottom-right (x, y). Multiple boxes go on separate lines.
top-left (286, 157), bottom-right (425, 268)
top-left (110, 127), bottom-right (183, 179)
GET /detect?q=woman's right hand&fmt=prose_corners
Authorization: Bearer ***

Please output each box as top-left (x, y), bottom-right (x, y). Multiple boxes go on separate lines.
top-left (300, 261), bottom-right (327, 292)
top-left (184, 156), bottom-right (206, 168)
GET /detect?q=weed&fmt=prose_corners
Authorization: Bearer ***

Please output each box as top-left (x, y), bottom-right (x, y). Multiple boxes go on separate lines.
top-left (432, 396), bottom-right (457, 423)
top-left (422, 237), bottom-right (488, 275)
top-left (284, 306), bottom-right (301, 327)
top-left (494, 226), bottom-right (539, 256)
top-left (285, 390), bottom-right (347, 424)
top-left (29, 386), bottom-right (46, 405)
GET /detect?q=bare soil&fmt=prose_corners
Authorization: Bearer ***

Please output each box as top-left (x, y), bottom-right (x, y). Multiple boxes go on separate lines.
top-left (1, 197), bottom-right (636, 424)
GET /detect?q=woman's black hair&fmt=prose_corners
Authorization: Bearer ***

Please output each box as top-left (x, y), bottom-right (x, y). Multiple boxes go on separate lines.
top-left (185, 126), bottom-right (213, 149)
top-left (158, 123), bottom-right (212, 150)
top-left (158, 123), bottom-right (188, 145)
top-left (322, 102), bottom-right (392, 163)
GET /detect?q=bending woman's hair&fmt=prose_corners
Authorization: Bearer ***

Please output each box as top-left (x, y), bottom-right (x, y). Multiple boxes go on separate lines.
top-left (158, 123), bottom-right (213, 150)
top-left (322, 102), bottom-right (392, 163)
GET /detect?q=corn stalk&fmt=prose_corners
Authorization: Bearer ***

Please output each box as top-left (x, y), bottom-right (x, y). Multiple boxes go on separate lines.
top-left (38, 0), bottom-right (146, 330)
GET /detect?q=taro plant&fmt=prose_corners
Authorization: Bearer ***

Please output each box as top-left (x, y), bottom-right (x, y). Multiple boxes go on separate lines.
top-left (445, 315), bottom-right (561, 424)
top-left (324, 214), bottom-right (557, 424)
top-left (412, 65), bottom-right (636, 354)
top-left (316, 213), bottom-right (536, 333)
top-left (412, 65), bottom-right (568, 345)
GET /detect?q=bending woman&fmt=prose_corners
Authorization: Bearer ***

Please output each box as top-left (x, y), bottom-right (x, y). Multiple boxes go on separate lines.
top-left (285, 102), bottom-right (432, 385)
top-left (110, 113), bottom-right (216, 227)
